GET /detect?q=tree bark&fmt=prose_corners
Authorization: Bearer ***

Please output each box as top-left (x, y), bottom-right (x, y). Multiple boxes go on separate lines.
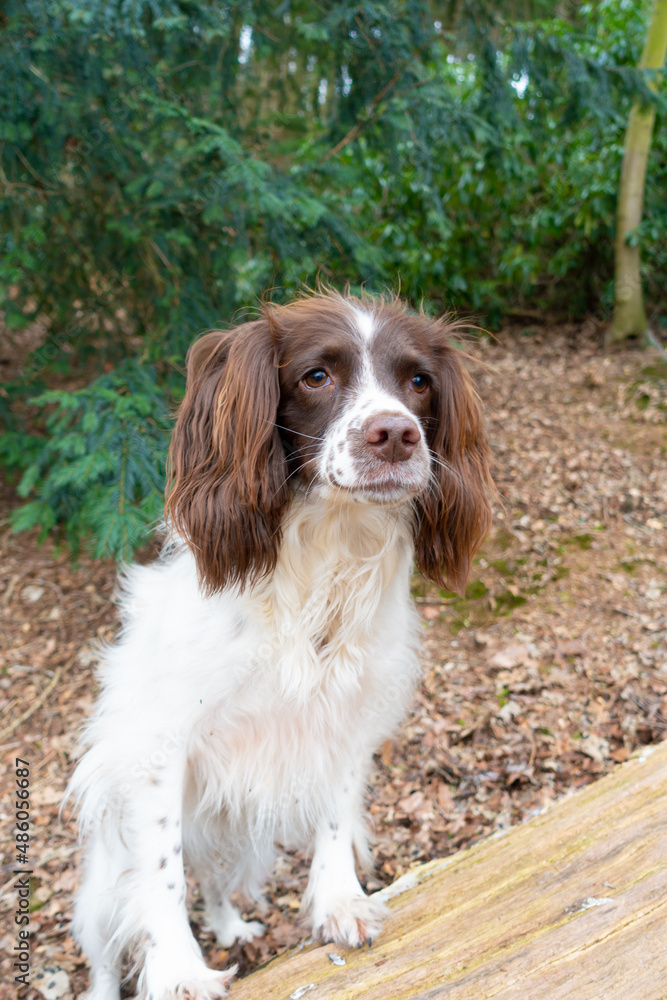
top-left (608, 0), bottom-right (667, 345)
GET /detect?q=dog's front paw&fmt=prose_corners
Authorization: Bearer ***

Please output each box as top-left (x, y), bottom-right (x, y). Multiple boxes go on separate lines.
top-left (312, 894), bottom-right (390, 949)
top-left (140, 955), bottom-right (237, 1000)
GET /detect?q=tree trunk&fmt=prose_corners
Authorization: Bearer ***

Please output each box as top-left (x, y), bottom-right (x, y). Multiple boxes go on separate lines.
top-left (239, 740), bottom-right (667, 1000)
top-left (608, 0), bottom-right (667, 346)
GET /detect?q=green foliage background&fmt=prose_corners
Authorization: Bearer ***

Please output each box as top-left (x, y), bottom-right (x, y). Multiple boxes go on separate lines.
top-left (1, 0), bottom-right (665, 559)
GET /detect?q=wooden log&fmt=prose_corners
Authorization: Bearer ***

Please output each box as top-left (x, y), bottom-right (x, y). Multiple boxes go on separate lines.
top-left (238, 739), bottom-right (667, 999)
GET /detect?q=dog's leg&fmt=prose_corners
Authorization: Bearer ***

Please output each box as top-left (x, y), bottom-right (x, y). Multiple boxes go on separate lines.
top-left (303, 771), bottom-right (389, 949)
top-left (192, 823), bottom-right (268, 948)
top-left (122, 754), bottom-right (236, 1000)
top-left (74, 829), bottom-right (125, 1000)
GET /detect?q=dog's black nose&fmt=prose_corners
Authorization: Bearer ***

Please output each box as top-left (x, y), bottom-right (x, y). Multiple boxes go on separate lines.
top-left (363, 415), bottom-right (420, 463)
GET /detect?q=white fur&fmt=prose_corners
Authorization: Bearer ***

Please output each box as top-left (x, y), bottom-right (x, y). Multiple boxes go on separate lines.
top-left (352, 307), bottom-right (375, 341)
top-left (67, 492), bottom-right (422, 1000)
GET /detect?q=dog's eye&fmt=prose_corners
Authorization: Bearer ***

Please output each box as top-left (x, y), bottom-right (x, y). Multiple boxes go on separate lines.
top-left (303, 369), bottom-right (331, 389)
top-left (410, 374), bottom-right (429, 394)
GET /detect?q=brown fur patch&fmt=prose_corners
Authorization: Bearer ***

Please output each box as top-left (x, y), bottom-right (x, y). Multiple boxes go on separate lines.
top-left (165, 321), bottom-right (290, 593)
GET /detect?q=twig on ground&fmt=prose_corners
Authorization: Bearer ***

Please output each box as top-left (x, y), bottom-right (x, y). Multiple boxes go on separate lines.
top-left (0, 653), bottom-right (76, 741)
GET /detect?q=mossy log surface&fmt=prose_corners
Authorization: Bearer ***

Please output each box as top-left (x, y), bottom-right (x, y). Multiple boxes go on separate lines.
top-left (237, 740), bottom-right (667, 999)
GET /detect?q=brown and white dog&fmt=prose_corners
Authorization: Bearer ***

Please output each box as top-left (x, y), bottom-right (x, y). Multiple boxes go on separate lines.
top-left (67, 291), bottom-right (492, 1000)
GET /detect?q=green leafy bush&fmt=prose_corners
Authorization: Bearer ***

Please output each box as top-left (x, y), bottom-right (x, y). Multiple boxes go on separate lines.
top-left (3, 364), bottom-right (173, 559)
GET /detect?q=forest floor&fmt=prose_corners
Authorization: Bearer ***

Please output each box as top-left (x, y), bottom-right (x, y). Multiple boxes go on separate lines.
top-left (0, 322), bottom-right (666, 1000)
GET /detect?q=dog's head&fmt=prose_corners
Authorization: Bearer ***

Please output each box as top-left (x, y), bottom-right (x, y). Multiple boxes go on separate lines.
top-left (166, 291), bottom-right (492, 594)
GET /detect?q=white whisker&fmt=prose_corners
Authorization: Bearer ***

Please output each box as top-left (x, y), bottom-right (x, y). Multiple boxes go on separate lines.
top-left (272, 422), bottom-right (325, 443)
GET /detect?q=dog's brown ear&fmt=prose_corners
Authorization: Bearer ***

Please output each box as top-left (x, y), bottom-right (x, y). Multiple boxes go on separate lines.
top-left (165, 320), bottom-right (289, 593)
top-left (414, 346), bottom-right (492, 595)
